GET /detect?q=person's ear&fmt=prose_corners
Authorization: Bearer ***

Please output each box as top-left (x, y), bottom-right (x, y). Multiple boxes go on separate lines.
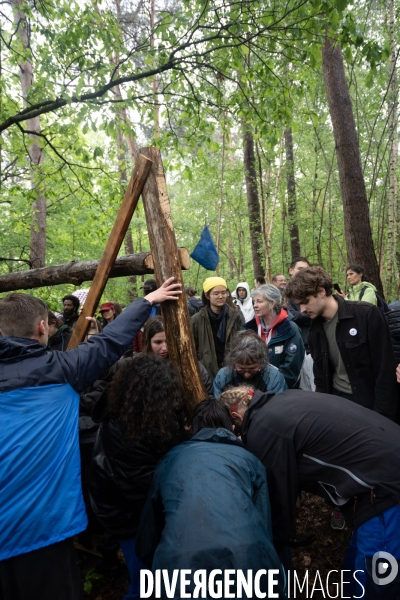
top-left (231, 411), bottom-right (243, 423)
top-left (38, 320), bottom-right (46, 336)
top-left (316, 286), bottom-right (326, 298)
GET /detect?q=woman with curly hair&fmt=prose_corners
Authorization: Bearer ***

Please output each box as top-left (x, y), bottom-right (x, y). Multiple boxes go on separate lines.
top-left (89, 355), bottom-right (185, 600)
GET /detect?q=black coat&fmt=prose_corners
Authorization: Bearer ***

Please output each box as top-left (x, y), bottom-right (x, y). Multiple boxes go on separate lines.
top-left (309, 295), bottom-right (397, 420)
top-left (241, 389), bottom-right (400, 546)
top-left (88, 395), bottom-right (182, 539)
top-left (386, 309), bottom-right (400, 364)
top-left (288, 299), bottom-right (311, 350)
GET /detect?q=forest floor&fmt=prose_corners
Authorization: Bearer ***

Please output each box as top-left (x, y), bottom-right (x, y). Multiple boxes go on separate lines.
top-left (78, 493), bottom-right (352, 600)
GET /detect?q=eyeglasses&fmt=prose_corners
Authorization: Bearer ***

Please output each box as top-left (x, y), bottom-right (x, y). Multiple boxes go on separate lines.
top-left (235, 365), bottom-right (261, 375)
top-left (210, 291), bottom-right (227, 297)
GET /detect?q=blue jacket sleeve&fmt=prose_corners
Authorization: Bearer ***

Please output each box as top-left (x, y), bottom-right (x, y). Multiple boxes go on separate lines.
top-left (57, 298), bottom-right (152, 392)
top-left (213, 367), bottom-right (232, 399)
top-left (264, 365), bottom-right (287, 394)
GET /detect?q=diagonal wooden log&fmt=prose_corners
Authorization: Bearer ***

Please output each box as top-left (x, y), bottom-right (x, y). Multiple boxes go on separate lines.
top-left (67, 153), bottom-right (153, 349)
top-left (140, 147), bottom-right (206, 413)
top-left (0, 249), bottom-right (190, 293)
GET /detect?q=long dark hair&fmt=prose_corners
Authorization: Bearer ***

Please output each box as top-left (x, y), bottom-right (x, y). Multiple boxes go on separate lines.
top-left (142, 316), bottom-right (165, 354)
top-left (107, 355), bottom-right (184, 450)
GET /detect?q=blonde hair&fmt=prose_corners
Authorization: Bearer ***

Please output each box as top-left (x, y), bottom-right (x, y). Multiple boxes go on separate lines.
top-left (218, 385), bottom-right (255, 411)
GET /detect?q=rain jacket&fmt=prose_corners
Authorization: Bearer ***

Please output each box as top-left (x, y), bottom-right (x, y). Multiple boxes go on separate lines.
top-left (0, 298), bottom-right (152, 561)
top-left (234, 281), bottom-right (255, 322)
top-left (213, 364), bottom-right (287, 397)
top-left (136, 428), bottom-right (286, 599)
top-left (244, 311), bottom-right (305, 389)
top-left (241, 389), bottom-right (400, 546)
top-left (191, 306), bottom-right (242, 377)
top-left (346, 281), bottom-right (377, 305)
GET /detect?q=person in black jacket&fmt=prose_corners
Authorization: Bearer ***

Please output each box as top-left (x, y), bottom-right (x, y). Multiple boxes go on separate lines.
top-left (89, 355), bottom-right (186, 600)
top-left (222, 387), bottom-right (400, 599)
top-left (285, 266), bottom-right (397, 420)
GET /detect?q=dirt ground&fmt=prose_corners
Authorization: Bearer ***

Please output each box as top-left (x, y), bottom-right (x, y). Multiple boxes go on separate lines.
top-left (78, 493), bottom-right (352, 599)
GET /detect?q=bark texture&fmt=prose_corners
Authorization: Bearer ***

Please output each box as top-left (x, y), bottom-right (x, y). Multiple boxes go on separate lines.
top-left (322, 37), bottom-right (383, 295)
top-left (243, 127), bottom-right (264, 278)
top-left (140, 147), bottom-right (206, 414)
top-left (284, 127), bottom-right (301, 260)
top-left (11, 0), bottom-right (46, 268)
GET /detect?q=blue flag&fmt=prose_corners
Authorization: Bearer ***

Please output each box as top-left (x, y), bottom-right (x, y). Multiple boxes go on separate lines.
top-left (190, 226), bottom-right (219, 271)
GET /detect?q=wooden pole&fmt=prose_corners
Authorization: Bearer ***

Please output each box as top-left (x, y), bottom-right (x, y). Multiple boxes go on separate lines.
top-left (0, 249), bottom-right (190, 293)
top-left (67, 153), bottom-right (152, 349)
top-left (140, 147), bottom-right (206, 413)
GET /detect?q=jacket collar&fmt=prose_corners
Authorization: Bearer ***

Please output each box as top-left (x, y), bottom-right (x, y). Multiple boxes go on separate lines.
top-left (0, 336), bottom-right (47, 363)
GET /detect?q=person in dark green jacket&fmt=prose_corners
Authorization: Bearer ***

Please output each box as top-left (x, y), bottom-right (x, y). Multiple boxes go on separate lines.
top-left (191, 277), bottom-right (242, 378)
top-left (244, 284), bottom-right (305, 389)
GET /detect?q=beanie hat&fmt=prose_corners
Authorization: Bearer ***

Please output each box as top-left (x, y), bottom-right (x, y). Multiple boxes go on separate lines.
top-left (203, 277), bottom-right (227, 294)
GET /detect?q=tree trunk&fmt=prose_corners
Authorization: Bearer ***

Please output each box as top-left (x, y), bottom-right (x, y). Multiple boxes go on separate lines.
top-left (321, 37), bottom-right (383, 295)
top-left (386, 0), bottom-right (399, 292)
top-left (11, 0), bottom-right (46, 268)
top-left (242, 126), bottom-right (264, 278)
top-left (140, 147), bottom-right (206, 414)
top-left (284, 127), bottom-right (301, 260)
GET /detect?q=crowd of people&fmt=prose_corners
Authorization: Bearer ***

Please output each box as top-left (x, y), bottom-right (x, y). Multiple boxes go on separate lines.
top-left (1, 260), bottom-right (400, 600)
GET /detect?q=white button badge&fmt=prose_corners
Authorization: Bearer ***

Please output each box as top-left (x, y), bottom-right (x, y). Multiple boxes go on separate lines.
top-left (349, 328), bottom-right (357, 336)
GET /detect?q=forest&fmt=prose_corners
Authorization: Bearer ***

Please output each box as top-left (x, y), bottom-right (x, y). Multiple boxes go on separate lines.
top-left (0, 0), bottom-right (398, 309)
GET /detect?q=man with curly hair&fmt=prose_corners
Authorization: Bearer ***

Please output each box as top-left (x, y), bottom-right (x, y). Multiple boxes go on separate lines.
top-left (0, 279), bottom-right (181, 600)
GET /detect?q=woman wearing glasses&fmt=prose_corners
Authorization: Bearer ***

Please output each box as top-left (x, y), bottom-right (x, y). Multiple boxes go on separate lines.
top-left (191, 277), bottom-right (243, 378)
top-left (244, 284), bottom-right (305, 389)
top-left (213, 330), bottom-right (287, 397)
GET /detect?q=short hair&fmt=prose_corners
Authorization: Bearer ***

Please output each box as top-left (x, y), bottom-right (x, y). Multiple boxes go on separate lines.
top-left (190, 399), bottom-right (233, 435)
top-left (251, 284), bottom-right (282, 313)
top-left (255, 276), bottom-right (266, 285)
top-left (142, 316), bottom-right (165, 354)
top-left (218, 385), bottom-right (255, 411)
top-left (62, 294), bottom-right (80, 309)
top-left (107, 355), bottom-right (184, 448)
top-left (0, 293), bottom-right (48, 338)
top-left (272, 274), bottom-right (285, 282)
top-left (289, 257), bottom-right (310, 270)
top-left (285, 266), bottom-right (333, 300)
top-left (225, 330), bottom-right (268, 368)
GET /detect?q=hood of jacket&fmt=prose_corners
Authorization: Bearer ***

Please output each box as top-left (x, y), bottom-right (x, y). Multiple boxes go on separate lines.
top-left (0, 336), bottom-right (47, 364)
top-left (235, 281), bottom-right (251, 301)
top-left (191, 427), bottom-right (246, 449)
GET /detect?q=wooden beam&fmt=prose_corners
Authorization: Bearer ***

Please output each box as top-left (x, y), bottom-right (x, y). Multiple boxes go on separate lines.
top-left (67, 153), bottom-right (153, 349)
top-left (140, 147), bottom-right (206, 413)
top-left (0, 249), bottom-right (190, 293)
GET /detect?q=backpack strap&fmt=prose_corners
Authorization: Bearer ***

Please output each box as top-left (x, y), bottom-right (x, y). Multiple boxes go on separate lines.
top-left (358, 286), bottom-right (368, 301)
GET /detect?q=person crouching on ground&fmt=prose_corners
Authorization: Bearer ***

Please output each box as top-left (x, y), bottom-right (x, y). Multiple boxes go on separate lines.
top-left (213, 330), bottom-right (287, 397)
top-left (136, 399), bottom-right (286, 599)
top-left (89, 356), bottom-right (186, 600)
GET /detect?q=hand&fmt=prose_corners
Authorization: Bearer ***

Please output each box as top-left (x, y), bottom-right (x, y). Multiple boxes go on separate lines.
top-left (335, 291), bottom-right (346, 298)
top-left (146, 277), bottom-right (182, 305)
top-left (85, 317), bottom-right (97, 323)
top-left (396, 364), bottom-right (400, 384)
